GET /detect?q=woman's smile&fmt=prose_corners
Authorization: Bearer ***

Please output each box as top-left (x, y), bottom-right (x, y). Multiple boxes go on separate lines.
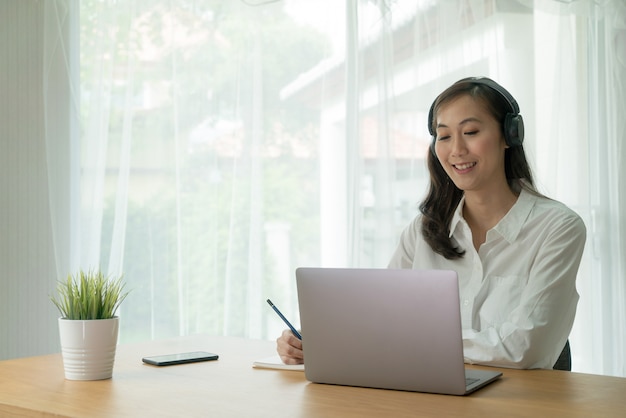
top-left (453, 162), bottom-right (477, 172)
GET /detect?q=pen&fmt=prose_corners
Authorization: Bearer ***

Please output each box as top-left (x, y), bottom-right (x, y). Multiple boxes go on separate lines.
top-left (266, 299), bottom-right (302, 340)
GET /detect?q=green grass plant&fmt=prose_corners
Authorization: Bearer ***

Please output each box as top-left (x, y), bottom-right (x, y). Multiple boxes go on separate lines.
top-left (51, 270), bottom-right (130, 320)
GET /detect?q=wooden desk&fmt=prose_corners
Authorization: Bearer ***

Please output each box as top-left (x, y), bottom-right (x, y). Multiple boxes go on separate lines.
top-left (0, 335), bottom-right (624, 417)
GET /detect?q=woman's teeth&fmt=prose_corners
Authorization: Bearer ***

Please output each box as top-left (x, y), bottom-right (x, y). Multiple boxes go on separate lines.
top-left (454, 162), bottom-right (476, 170)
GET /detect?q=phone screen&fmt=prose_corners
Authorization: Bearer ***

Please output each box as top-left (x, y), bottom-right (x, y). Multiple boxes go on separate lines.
top-left (142, 351), bottom-right (219, 366)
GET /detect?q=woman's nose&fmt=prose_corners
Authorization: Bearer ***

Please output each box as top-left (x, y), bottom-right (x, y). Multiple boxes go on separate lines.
top-left (450, 135), bottom-right (467, 156)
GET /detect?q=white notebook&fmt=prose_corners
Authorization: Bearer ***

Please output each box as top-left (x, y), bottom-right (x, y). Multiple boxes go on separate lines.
top-left (253, 355), bottom-right (304, 371)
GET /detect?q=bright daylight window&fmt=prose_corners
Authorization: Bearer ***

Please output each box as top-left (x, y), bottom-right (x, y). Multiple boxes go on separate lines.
top-left (81, 0), bottom-right (351, 342)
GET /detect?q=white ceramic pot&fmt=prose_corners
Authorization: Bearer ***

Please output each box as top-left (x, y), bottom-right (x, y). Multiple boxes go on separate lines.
top-left (58, 317), bottom-right (119, 380)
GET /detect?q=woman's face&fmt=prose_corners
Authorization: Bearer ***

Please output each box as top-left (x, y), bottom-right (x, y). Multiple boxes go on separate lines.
top-left (433, 95), bottom-right (508, 194)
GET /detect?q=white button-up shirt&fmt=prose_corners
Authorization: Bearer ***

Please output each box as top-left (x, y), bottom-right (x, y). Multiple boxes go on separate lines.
top-left (388, 189), bottom-right (586, 369)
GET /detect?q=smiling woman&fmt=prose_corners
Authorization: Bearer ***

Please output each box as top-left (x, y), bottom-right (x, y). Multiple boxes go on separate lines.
top-left (388, 77), bottom-right (587, 370)
top-left (278, 77), bottom-right (588, 370)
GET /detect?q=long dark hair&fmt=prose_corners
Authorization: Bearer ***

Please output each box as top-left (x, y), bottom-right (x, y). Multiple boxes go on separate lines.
top-left (420, 79), bottom-right (537, 259)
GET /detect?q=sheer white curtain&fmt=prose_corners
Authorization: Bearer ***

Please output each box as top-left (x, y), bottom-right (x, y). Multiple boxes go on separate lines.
top-left (43, 0), bottom-right (80, 285)
top-left (79, 0), bottom-right (335, 342)
top-left (4, 0), bottom-right (617, 375)
top-left (563, 0), bottom-right (625, 377)
top-left (589, 0), bottom-right (626, 378)
top-left (523, 0), bottom-right (626, 377)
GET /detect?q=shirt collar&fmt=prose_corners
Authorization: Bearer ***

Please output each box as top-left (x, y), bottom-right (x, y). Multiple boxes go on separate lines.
top-left (449, 188), bottom-right (537, 243)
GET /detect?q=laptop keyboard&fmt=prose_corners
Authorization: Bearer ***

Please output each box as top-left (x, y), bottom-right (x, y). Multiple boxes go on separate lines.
top-left (465, 377), bottom-right (480, 387)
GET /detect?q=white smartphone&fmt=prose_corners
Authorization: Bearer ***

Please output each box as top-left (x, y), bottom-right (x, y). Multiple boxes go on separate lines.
top-left (142, 351), bottom-right (219, 366)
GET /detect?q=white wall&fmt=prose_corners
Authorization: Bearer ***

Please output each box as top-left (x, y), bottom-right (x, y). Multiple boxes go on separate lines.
top-left (0, 0), bottom-right (74, 360)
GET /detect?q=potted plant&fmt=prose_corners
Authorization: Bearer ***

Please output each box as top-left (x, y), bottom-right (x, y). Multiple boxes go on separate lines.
top-left (50, 269), bottom-right (130, 380)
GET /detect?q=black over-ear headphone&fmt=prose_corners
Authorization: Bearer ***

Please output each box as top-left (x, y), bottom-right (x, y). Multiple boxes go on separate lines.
top-left (428, 77), bottom-right (524, 152)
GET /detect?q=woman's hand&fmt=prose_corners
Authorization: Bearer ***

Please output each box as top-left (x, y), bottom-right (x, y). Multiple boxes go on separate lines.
top-left (276, 329), bottom-right (304, 365)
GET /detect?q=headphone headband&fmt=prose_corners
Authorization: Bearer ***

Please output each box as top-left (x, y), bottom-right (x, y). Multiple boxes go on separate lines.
top-left (428, 77), bottom-right (524, 148)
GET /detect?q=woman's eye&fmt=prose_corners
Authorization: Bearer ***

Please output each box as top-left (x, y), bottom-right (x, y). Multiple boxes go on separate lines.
top-left (437, 135), bottom-right (450, 141)
top-left (464, 130), bottom-right (478, 136)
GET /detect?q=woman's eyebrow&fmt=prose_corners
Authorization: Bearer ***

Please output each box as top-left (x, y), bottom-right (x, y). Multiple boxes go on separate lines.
top-left (436, 117), bottom-right (482, 130)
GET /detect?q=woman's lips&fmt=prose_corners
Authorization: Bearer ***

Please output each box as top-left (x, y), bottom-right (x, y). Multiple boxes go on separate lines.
top-left (453, 162), bottom-right (476, 171)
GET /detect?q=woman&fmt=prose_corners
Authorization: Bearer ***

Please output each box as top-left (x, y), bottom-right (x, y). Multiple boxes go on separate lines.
top-left (277, 77), bottom-right (586, 369)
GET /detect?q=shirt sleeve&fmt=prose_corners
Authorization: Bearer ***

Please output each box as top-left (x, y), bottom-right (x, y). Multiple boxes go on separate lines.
top-left (462, 213), bottom-right (587, 369)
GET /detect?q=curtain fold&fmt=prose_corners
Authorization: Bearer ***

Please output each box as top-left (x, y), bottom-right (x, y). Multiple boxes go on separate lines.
top-left (528, 0), bottom-right (626, 377)
top-left (43, 0), bottom-right (79, 280)
top-left (582, 0), bottom-right (626, 376)
top-left (344, 0), bottom-right (361, 266)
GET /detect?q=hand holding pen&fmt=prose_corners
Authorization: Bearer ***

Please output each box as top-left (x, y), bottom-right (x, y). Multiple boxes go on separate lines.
top-left (267, 299), bottom-right (304, 365)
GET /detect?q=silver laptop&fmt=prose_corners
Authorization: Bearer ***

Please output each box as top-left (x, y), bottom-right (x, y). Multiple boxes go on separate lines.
top-left (295, 267), bottom-right (502, 395)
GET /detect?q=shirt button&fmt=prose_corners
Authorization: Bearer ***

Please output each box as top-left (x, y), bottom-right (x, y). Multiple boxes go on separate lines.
top-left (463, 299), bottom-right (469, 306)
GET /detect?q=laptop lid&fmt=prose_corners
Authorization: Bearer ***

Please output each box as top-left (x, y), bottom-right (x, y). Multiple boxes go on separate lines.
top-left (295, 267), bottom-right (502, 395)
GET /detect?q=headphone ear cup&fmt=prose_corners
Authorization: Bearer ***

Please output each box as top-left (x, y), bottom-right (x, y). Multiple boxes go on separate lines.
top-left (504, 113), bottom-right (524, 147)
top-left (430, 136), bottom-right (436, 156)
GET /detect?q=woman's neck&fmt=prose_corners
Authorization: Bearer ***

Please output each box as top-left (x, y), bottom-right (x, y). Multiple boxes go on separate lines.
top-left (462, 186), bottom-right (519, 250)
